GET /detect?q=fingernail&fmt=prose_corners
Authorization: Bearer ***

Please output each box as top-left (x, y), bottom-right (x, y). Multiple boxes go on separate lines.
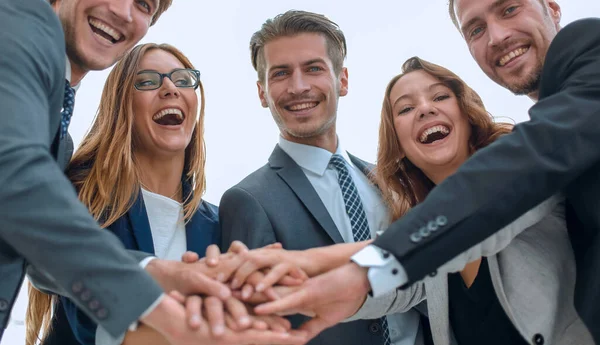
top-left (256, 283), bottom-right (265, 292)
top-left (231, 278), bottom-right (239, 288)
top-left (216, 272), bottom-right (225, 282)
top-left (242, 289), bottom-right (250, 300)
top-left (190, 315), bottom-right (201, 325)
top-left (239, 316), bottom-right (250, 326)
top-left (213, 324), bottom-right (225, 335)
top-left (209, 258), bottom-right (217, 265)
top-left (221, 288), bottom-right (231, 299)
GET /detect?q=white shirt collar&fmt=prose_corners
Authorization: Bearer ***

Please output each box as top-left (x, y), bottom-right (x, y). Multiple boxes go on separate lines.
top-left (65, 58), bottom-right (81, 91)
top-left (278, 136), bottom-right (353, 176)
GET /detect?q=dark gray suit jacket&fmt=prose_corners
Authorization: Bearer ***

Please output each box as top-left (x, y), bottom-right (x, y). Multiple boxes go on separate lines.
top-left (372, 18), bottom-right (600, 343)
top-left (0, 0), bottom-right (162, 338)
top-left (220, 145), bottom-right (398, 345)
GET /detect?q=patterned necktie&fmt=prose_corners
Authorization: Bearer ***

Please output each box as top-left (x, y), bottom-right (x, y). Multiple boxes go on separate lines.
top-left (61, 80), bottom-right (75, 139)
top-left (329, 154), bottom-right (392, 345)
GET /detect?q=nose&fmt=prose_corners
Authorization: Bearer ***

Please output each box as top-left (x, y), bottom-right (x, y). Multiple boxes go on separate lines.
top-left (108, 0), bottom-right (133, 23)
top-left (487, 20), bottom-right (511, 47)
top-left (418, 100), bottom-right (437, 120)
top-left (160, 77), bottom-right (180, 98)
top-left (287, 71), bottom-right (311, 95)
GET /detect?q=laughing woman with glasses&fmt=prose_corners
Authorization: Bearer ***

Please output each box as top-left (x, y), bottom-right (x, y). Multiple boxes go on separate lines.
top-left (25, 43), bottom-right (290, 345)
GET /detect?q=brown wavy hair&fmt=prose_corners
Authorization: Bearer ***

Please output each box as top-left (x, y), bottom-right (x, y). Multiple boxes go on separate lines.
top-left (376, 56), bottom-right (512, 221)
top-left (26, 43), bottom-right (207, 345)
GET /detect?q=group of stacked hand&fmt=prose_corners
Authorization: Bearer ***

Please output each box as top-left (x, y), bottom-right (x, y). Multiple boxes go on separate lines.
top-left (143, 240), bottom-right (374, 344)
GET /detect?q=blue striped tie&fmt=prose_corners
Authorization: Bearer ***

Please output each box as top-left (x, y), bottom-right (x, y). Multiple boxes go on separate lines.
top-left (61, 80), bottom-right (75, 139)
top-left (330, 154), bottom-right (391, 345)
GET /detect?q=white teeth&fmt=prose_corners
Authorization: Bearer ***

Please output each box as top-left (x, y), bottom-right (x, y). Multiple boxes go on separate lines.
top-left (288, 102), bottom-right (318, 111)
top-left (152, 108), bottom-right (184, 121)
top-left (419, 125), bottom-right (450, 143)
top-left (89, 18), bottom-right (122, 42)
top-left (498, 47), bottom-right (529, 66)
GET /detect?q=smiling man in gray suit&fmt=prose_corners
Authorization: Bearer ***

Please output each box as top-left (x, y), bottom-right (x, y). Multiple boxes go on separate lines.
top-left (220, 10), bottom-right (428, 345)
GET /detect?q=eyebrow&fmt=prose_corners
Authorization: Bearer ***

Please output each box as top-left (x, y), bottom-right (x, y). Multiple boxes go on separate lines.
top-left (268, 58), bottom-right (328, 73)
top-left (391, 82), bottom-right (448, 109)
top-left (459, 0), bottom-right (512, 34)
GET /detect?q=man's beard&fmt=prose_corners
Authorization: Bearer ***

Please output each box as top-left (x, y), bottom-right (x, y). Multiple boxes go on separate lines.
top-left (504, 65), bottom-right (542, 96)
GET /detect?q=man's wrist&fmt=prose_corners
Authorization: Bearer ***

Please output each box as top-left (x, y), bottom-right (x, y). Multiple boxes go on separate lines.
top-left (351, 245), bottom-right (408, 297)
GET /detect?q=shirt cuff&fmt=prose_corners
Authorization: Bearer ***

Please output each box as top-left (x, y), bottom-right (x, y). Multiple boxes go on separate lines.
top-left (128, 257), bottom-right (161, 332)
top-left (351, 244), bottom-right (408, 297)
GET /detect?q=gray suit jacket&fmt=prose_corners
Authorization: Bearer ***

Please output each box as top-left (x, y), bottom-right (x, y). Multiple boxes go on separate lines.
top-left (350, 198), bottom-right (593, 344)
top-left (220, 145), bottom-right (422, 345)
top-left (0, 0), bottom-right (162, 337)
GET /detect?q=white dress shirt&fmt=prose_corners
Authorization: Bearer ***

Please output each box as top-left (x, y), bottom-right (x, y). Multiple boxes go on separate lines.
top-left (278, 136), bottom-right (422, 345)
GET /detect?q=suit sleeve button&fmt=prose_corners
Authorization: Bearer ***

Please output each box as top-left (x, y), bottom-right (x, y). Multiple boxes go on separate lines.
top-left (533, 334), bottom-right (544, 345)
top-left (409, 232), bottom-right (422, 243)
top-left (97, 308), bottom-right (109, 320)
top-left (88, 300), bottom-right (100, 310)
top-left (72, 282), bottom-right (84, 293)
top-left (80, 290), bottom-right (92, 302)
top-left (0, 299), bottom-right (9, 311)
top-left (436, 215), bottom-right (448, 226)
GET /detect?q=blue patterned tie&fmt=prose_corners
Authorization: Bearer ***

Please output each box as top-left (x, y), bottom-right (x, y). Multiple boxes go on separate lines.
top-left (61, 80), bottom-right (75, 139)
top-left (330, 154), bottom-right (392, 345)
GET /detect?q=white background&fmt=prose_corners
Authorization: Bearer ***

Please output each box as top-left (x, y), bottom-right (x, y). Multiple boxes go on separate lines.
top-left (5, 1), bottom-right (599, 344)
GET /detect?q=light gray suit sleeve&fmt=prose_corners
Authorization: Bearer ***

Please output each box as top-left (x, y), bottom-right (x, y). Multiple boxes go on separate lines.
top-left (219, 186), bottom-right (277, 250)
top-left (349, 195), bottom-right (561, 319)
top-left (0, 0), bottom-right (162, 337)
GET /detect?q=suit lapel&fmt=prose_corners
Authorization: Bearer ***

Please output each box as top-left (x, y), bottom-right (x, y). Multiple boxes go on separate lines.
top-left (269, 146), bottom-right (344, 244)
top-left (127, 192), bottom-right (156, 255)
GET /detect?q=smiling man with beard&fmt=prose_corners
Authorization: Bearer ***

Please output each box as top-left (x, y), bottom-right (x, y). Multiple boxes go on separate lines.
top-left (219, 10), bottom-right (430, 345)
top-left (0, 1), bottom-right (256, 345)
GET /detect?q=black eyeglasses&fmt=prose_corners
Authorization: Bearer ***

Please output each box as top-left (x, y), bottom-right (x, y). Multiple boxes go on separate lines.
top-left (134, 68), bottom-right (201, 91)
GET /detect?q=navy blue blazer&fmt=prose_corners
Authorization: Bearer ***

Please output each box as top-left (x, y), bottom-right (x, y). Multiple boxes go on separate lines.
top-left (45, 185), bottom-right (220, 345)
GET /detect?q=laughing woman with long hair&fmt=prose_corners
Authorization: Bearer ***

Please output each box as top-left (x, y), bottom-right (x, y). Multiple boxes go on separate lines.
top-left (26, 43), bottom-right (217, 345)
top-left (369, 57), bottom-right (591, 345)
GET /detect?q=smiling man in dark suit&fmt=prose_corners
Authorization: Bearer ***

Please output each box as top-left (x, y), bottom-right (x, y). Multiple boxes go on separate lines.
top-left (220, 10), bottom-right (428, 345)
top-left (253, 0), bottom-right (600, 343)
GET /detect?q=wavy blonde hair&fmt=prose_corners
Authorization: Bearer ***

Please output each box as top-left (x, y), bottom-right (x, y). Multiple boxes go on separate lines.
top-left (376, 56), bottom-right (512, 221)
top-left (26, 43), bottom-right (207, 345)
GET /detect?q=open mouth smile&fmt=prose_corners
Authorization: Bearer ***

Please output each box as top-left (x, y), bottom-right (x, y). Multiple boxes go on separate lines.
top-left (418, 124), bottom-right (451, 144)
top-left (89, 17), bottom-right (124, 44)
top-left (153, 108), bottom-right (185, 126)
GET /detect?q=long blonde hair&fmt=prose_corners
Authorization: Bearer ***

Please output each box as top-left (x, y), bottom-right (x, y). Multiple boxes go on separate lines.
top-left (376, 57), bottom-right (512, 221)
top-left (26, 43), bottom-right (207, 345)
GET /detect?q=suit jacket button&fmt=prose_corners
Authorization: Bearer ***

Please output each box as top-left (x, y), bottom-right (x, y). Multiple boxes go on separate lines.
top-left (369, 321), bottom-right (381, 333)
top-left (428, 270), bottom-right (437, 277)
top-left (533, 334), bottom-right (544, 345)
top-left (436, 216), bottom-right (448, 226)
top-left (81, 290), bottom-right (92, 302)
top-left (409, 232), bottom-right (422, 243)
top-left (97, 308), bottom-right (109, 320)
top-left (419, 226), bottom-right (430, 238)
top-left (0, 299), bottom-right (8, 311)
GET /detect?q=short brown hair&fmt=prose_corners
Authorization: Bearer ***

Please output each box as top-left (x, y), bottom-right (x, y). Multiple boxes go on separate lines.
top-left (249, 10), bottom-right (347, 83)
top-left (48, 0), bottom-right (172, 26)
